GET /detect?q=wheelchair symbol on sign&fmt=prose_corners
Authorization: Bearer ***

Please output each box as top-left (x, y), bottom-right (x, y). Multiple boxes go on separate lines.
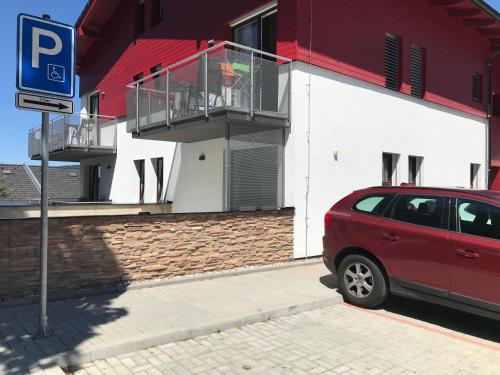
top-left (47, 64), bottom-right (65, 83)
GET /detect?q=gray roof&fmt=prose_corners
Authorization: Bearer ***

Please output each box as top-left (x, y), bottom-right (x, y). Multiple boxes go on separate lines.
top-left (30, 165), bottom-right (81, 202)
top-left (0, 164), bottom-right (80, 204)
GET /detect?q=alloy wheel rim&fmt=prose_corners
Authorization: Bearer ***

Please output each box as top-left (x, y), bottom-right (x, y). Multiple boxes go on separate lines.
top-left (344, 262), bottom-right (374, 299)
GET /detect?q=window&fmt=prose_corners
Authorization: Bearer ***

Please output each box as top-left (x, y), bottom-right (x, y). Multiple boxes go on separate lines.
top-left (135, 160), bottom-right (145, 203)
top-left (385, 33), bottom-right (401, 92)
top-left (472, 72), bottom-right (482, 103)
top-left (150, 64), bottom-right (163, 99)
top-left (234, 19), bottom-right (259, 49)
top-left (410, 44), bottom-right (425, 98)
top-left (387, 195), bottom-right (447, 229)
top-left (470, 163), bottom-right (480, 189)
top-left (133, 72), bottom-right (144, 85)
top-left (88, 93), bottom-right (100, 145)
top-left (88, 165), bottom-right (100, 202)
top-left (261, 11), bottom-right (277, 55)
top-left (233, 9), bottom-right (278, 112)
top-left (354, 195), bottom-right (393, 215)
top-left (233, 8), bottom-right (277, 55)
top-left (89, 92), bottom-right (99, 117)
top-left (382, 153), bottom-right (399, 186)
top-left (134, 0), bottom-right (145, 37)
top-left (151, 64), bottom-right (162, 84)
top-left (153, 157), bottom-right (164, 203)
top-left (150, 64), bottom-right (162, 77)
top-left (458, 199), bottom-right (500, 240)
top-left (150, 0), bottom-right (164, 26)
top-left (408, 156), bottom-right (423, 186)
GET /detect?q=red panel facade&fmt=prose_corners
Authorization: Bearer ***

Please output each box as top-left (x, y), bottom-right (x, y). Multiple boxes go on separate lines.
top-left (78, 0), bottom-right (494, 121)
top-left (294, 0), bottom-right (491, 118)
top-left (492, 118), bottom-right (500, 163)
top-left (78, 0), bottom-right (297, 117)
top-left (492, 168), bottom-right (500, 190)
top-left (491, 59), bottom-right (500, 175)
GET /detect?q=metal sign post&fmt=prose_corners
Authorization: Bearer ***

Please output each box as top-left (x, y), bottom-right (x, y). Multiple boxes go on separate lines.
top-left (16, 12), bottom-right (75, 337)
top-left (39, 109), bottom-right (49, 336)
top-left (38, 13), bottom-right (51, 338)
top-left (39, 13), bottom-right (51, 338)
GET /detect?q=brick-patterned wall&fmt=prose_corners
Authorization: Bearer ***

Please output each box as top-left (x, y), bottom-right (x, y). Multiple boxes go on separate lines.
top-left (0, 209), bottom-right (294, 300)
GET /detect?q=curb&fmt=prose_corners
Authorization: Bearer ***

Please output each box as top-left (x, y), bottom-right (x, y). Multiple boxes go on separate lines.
top-left (0, 257), bottom-right (322, 308)
top-left (59, 295), bottom-right (341, 369)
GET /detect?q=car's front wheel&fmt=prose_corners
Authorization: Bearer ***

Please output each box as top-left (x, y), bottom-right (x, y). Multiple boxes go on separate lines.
top-left (338, 254), bottom-right (388, 308)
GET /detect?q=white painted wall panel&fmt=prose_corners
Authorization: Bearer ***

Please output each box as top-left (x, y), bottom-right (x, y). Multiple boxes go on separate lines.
top-left (171, 138), bottom-right (225, 213)
top-left (288, 62), bottom-right (487, 258)
top-left (80, 120), bottom-right (176, 204)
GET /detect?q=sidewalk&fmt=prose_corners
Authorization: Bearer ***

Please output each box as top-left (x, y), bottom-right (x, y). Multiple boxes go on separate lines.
top-left (0, 261), bottom-right (340, 374)
top-left (76, 304), bottom-right (500, 375)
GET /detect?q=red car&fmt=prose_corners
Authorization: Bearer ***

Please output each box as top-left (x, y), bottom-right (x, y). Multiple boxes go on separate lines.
top-left (323, 186), bottom-right (500, 320)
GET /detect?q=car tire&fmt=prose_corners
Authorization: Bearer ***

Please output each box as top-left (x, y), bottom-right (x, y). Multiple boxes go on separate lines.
top-left (338, 254), bottom-right (388, 308)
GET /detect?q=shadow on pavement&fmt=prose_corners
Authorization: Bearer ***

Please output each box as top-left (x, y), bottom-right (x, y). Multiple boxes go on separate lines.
top-left (318, 273), bottom-right (500, 345)
top-left (319, 274), bottom-right (338, 290)
top-left (0, 217), bottom-right (129, 374)
top-left (381, 295), bottom-right (500, 344)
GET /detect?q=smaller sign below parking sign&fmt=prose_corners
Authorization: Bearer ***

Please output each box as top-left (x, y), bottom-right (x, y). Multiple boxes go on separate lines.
top-left (17, 14), bottom-right (75, 98)
top-left (16, 91), bottom-right (73, 115)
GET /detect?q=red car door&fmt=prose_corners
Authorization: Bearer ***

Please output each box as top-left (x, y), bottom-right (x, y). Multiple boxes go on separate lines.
top-left (449, 198), bottom-right (500, 306)
top-left (374, 194), bottom-right (450, 291)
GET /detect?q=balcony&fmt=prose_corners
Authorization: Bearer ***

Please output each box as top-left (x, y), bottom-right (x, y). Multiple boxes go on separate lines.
top-left (126, 41), bottom-right (291, 143)
top-left (28, 114), bottom-right (117, 162)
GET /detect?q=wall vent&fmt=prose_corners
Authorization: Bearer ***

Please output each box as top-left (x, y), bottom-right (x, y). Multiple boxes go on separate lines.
top-left (472, 72), bottom-right (482, 103)
top-left (385, 33), bottom-right (401, 92)
top-left (410, 44), bottom-right (425, 99)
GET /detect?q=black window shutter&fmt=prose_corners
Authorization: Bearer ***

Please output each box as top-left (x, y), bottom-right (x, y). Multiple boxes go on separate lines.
top-left (410, 45), bottom-right (424, 99)
top-left (472, 73), bottom-right (482, 103)
top-left (385, 33), bottom-right (401, 92)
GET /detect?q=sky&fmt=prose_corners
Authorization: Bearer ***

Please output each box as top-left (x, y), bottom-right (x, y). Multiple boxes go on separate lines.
top-left (1, 0), bottom-right (87, 165)
top-left (1, 0), bottom-right (500, 165)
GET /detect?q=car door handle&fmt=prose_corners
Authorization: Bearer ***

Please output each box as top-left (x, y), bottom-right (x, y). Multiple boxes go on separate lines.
top-left (382, 233), bottom-right (399, 241)
top-left (456, 249), bottom-right (479, 259)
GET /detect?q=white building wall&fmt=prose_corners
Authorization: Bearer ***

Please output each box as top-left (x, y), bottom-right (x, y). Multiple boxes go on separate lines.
top-left (171, 138), bottom-right (225, 213)
top-left (287, 62), bottom-right (487, 259)
top-left (80, 120), bottom-right (176, 204)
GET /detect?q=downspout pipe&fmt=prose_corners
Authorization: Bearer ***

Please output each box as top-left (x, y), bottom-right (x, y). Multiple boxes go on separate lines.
top-left (487, 51), bottom-right (500, 189)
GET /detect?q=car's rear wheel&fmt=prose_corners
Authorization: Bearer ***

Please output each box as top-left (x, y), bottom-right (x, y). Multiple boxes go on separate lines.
top-left (338, 254), bottom-right (388, 308)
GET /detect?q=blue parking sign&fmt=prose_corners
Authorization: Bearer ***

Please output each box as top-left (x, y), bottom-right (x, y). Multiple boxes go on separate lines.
top-left (17, 14), bottom-right (75, 98)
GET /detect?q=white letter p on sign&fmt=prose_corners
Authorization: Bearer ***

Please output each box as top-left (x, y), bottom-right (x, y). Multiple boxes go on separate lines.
top-left (32, 27), bottom-right (62, 69)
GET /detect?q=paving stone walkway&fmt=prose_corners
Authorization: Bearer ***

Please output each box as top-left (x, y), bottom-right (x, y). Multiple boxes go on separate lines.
top-left (0, 261), bottom-right (338, 374)
top-left (73, 301), bottom-right (500, 375)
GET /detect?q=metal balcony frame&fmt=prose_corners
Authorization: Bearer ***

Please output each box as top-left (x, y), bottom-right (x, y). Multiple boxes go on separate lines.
top-left (127, 41), bottom-right (292, 136)
top-left (28, 113), bottom-right (118, 161)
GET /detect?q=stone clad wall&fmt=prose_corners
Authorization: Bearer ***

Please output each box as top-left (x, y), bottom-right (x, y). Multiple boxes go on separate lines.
top-left (0, 209), bottom-right (294, 300)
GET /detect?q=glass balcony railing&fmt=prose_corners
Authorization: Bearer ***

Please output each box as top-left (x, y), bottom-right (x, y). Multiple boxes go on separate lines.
top-left (28, 114), bottom-right (117, 158)
top-left (126, 41), bottom-right (291, 134)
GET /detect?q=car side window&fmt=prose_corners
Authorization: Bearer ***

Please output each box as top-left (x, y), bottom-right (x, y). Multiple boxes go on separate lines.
top-left (353, 195), bottom-right (393, 215)
top-left (457, 199), bottom-right (500, 240)
top-left (387, 195), bottom-right (447, 229)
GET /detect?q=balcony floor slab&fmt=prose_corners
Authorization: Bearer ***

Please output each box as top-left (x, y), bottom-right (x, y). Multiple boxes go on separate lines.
top-left (30, 146), bottom-right (116, 162)
top-left (132, 109), bottom-right (289, 143)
